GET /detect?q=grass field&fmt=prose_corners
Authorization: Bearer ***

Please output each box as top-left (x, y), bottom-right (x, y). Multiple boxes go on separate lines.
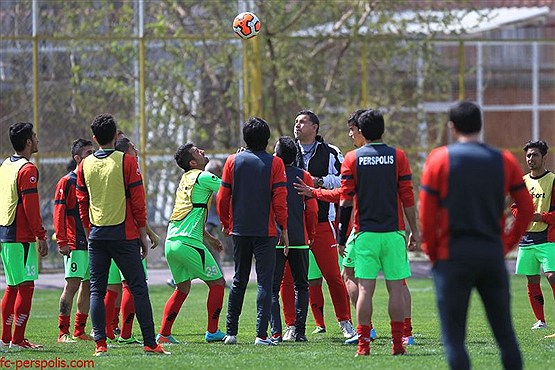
top-left (1, 275), bottom-right (554, 369)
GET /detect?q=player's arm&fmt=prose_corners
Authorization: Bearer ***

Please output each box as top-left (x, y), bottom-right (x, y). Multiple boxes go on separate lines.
top-left (204, 228), bottom-right (223, 251)
top-left (53, 177), bottom-right (71, 255)
top-left (76, 161), bottom-right (91, 235)
top-left (419, 148), bottom-right (445, 262)
top-left (124, 155), bottom-right (149, 256)
top-left (538, 178), bottom-right (555, 225)
top-left (397, 149), bottom-right (420, 251)
top-left (146, 223), bottom-right (159, 249)
top-left (18, 165), bottom-right (48, 256)
top-left (293, 175), bottom-right (341, 203)
top-left (217, 156), bottom-right (234, 234)
top-left (336, 152), bottom-right (356, 247)
top-left (322, 144), bottom-right (343, 189)
top-left (503, 152), bottom-right (534, 253)
top-left (124, 155), bottom-right (147, 230)
top-left (303, 171), bottom-right (318, 244)
top-left (271, 156), bottom-right (288, 233)
top-left (199, 170), bottom-right (222, 193)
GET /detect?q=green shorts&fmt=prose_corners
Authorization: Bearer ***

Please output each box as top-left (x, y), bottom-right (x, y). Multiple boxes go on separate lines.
top-left (515, 242), bottom-right (555, 275)
top-left (64, 250), bottom-right (90, 281)
top-left (165, 237), bottom-right (223, 283)
top-left (340, 231), bottom-right (357, 269)
top-left (108, 260), bottom-right (123, 285)
top-left (1, 242), bottom-right (39, 286)
top-left (353, 231), bottom-right (410, 280)
top-left (308, 249), bottom-right (322, 280)
top-left (108, 259), bottom-right (148, 285)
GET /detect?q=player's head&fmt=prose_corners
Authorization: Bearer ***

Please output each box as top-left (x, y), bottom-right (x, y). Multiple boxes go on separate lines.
top-left (358, 109), bottom-right (384, 141)
top-left (274, 136), bottom-right (297, 166)
top-left (175, 143), bottom-right (209, 171)
top-left (71, 138), bottom-right (94, 165)
top-left (448, 101), bottom-right (482, 134)
top-left (205, 158), bottom-right (223, 178)
top-left (9, 122), bottom-right (37, 154)
top-left (115, 137), bottom-right (138, 158)
top-left (91, 114), bottom-right (117, 146)
top-left (294, 109), bottom-right (319, 141)
top-left (523, 140), bottom-right (549, 171)
top-left (243, 117), bottom-right (270, 151)
top-left (347, 109), bottom-right (366, 148)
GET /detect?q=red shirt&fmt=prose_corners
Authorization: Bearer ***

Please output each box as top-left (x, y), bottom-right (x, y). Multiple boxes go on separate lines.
top-left (53, 172), bottom-right (87, 250)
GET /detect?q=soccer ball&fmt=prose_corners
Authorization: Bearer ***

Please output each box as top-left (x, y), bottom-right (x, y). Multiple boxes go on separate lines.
top-left (233, 12), bottom-right (261, 40)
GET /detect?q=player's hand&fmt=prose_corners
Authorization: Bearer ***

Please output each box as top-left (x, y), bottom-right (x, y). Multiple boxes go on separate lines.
top-left (38, 239), bottom-right (49, 257)
top-left (59, 245), bottom-right (71, 256)
top-left (207, 236), bottom-right (223, 252)
top-left (533, 212), bottom-right (543, 222)
top-left (281, 229), bottom-right (290, 251)
top-left (147, 227), bottom-right (160, 249)
top-left (140, 233), bottom-right (150, 259)
top-left (335, 244), bottom-right (346, 257)
top-left (294, 176), bottom-right (313, 197)
top-left (407, 230), bottom-right (420, 252)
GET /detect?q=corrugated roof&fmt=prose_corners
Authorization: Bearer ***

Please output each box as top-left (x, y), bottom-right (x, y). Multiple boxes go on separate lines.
top-left (292, 7), bottom-right (551, 37)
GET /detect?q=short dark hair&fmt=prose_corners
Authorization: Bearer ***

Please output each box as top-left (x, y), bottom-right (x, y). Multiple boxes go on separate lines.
top-left (449, 101), bottom-right (482, 134)
top-left (275, 136), bottom-right (297, 166)
top-left (243, 117), bottom-right (270, 151)
top-left (71, 138), bottom-right (93, 158)
top-left (115, 137), bottom-right (131, 153)
top-left (66, 159), bottom-right (77, 172)
top-left (91, 114), bottom-right (117, 146)
top-left (358, 109), bottom-right (384, 141)
top-left (297, 109), bottom-right (319, 133)
top-left (347, 109), bottom-right (367, 128)
top-left (9, 122), bottom-right (34, 152)
top-left (523, 140), bottom-right (549, 156)
top-left (175, 143), bottom-right (194, 171)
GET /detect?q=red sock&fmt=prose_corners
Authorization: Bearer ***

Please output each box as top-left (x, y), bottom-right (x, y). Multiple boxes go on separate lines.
top-left (391, 320), bottom-right (405, 353)
top-left (207, 285), bottom-right (224, 333)
top-left (280, 264), bottom-right (296, 327)
top-left (357, 324), bottom-right (371, 353)
top-left (2, 286), bottom-right (18, 343)
top-left (12, 283), bottom-right (34, 344)
top-left (120, 286), bottom-right (135, 339)
top-left (160, 290), bottom-right (187, 336)
top-left (403, 317), bottom-right (413, 337)
top-left (309, 285), bottom-right (325, 328)
top-left (527, 283), bottom-right (545, 322)
top-left (112, 306), bottom-right (120, 332)
top-left (73, 312), bottom-right (88, 337)
top-left (104, 289), bottom-right (118, 340)
top-left (58, 314), bottom-right (70, 336)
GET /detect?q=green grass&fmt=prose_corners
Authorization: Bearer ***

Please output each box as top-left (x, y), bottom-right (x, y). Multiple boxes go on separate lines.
top-left (2, 275), bottom-right (554, 369)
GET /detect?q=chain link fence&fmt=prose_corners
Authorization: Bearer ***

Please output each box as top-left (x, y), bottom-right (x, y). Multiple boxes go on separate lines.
top-left (1, 1), bottom-right (554, 270)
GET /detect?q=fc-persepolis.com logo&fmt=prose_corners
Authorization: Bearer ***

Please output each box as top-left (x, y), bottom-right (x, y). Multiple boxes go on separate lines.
top-left (0, 357), bottom-right (95, 370)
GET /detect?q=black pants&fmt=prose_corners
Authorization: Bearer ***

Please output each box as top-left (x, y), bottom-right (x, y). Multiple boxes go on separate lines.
top-left (432, 258), bottom-right (522, 370)
top-left (226, 235), bottom-right (277, 338)
top-left (88, 239), bottom-right (156, 347)
top-left (270, 248), bottom-right (309, 337)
